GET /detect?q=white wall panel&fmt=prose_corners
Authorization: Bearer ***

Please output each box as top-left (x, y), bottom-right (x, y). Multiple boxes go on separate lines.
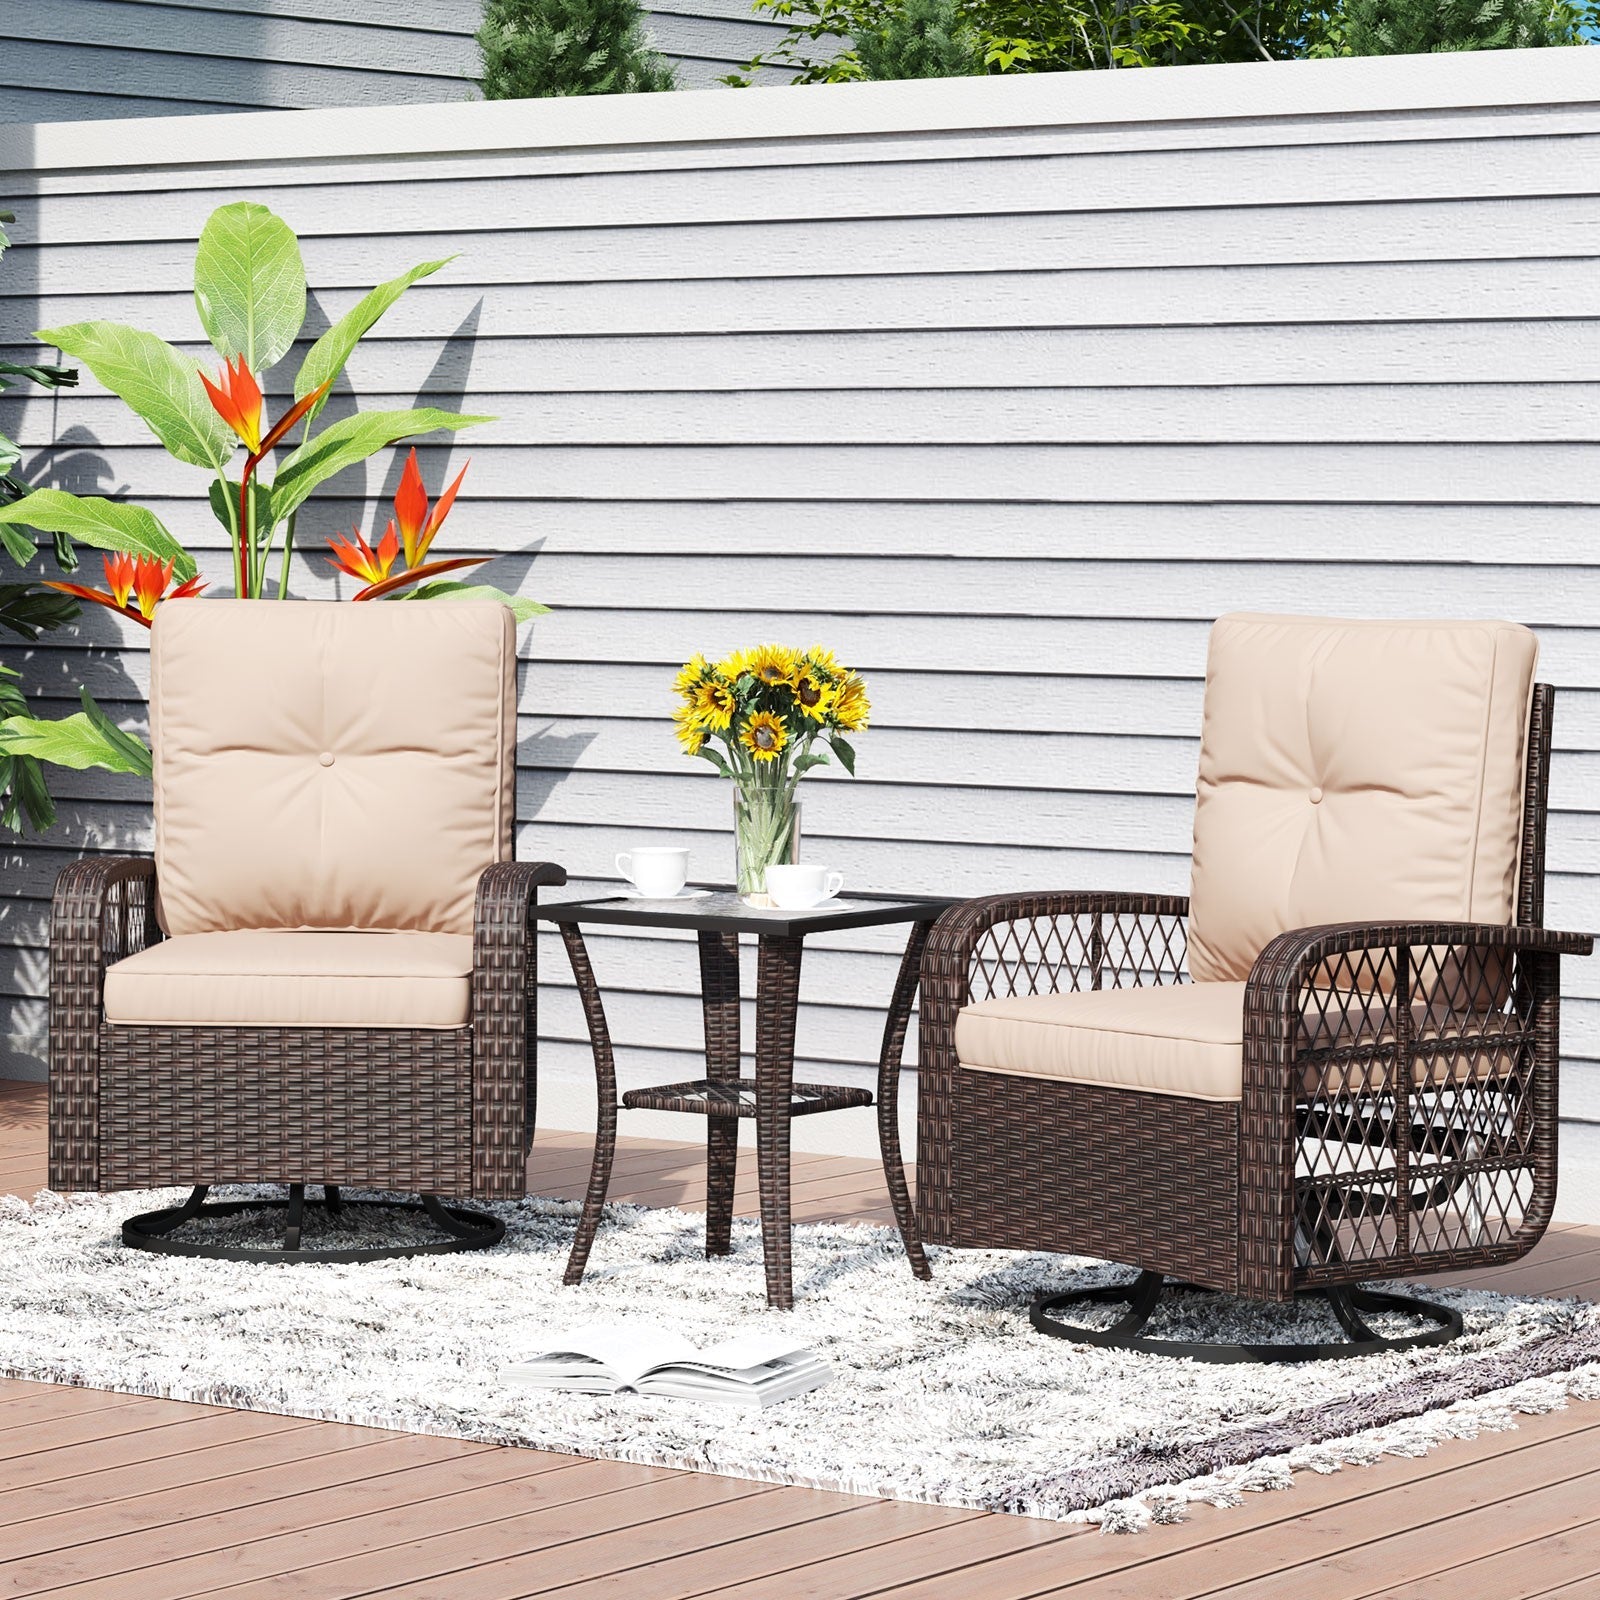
top-left (2, 55), bottom-right (1599, 1206)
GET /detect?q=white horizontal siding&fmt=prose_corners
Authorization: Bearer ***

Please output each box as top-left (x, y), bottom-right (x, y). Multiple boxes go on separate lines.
top-left (0, 0), bottom-right (795, 122)
top-left (2, 57), bottom-right (1599, 1207)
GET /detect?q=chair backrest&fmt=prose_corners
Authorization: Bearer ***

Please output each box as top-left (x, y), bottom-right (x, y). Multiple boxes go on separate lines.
top-left (1187, 613), bottom-right (1540, 985)
top-left (151, 600), bottom-right (517, 937)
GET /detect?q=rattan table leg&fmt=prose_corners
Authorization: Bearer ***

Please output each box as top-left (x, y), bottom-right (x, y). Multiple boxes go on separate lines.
top-left (878, 920), bottom-right (932, 1279)
top-left (755, 934), bottom-right (804, 1310)
top-left (699, 931), bottom-right (742, 1258)
top-left (561, 925), bottom-right (619, 1286)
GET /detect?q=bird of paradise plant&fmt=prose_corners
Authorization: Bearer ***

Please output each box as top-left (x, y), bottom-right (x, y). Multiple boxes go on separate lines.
top-left (46, 552), bottom-right (208, 625)
top-left (325, 449), bottom-right (489, 601)
top-left (0, 200), bottom-right (545, 784)
top-left (673, 643), bottom-right (869, 895)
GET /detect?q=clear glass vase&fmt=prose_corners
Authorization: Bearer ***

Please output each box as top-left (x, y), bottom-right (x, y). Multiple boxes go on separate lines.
top-left (733, 784), bottom-right (801, 898)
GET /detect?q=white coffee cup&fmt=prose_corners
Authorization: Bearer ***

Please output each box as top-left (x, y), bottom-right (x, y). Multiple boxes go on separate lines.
top-left (765, 864), bottom-right (844, 909)
top-left (616, 846), bottom-right (689, 898)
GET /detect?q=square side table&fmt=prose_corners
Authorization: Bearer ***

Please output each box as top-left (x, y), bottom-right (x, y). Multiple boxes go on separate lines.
top-left (539, 890), bottom-right (956, 1308)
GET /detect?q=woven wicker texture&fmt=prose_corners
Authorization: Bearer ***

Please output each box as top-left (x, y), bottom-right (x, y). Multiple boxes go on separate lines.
top-left (50, 857), bottom-right (565, 1203)
top-left (919, 683), bottom-right (1592, 1304)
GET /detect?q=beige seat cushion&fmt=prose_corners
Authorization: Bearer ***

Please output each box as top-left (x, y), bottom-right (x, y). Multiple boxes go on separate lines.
top-left (956, 982), bottom-right (1519, 1102)
top-left (103, 931), bottom-right (474, 1029)
top-left (1188, 614), bottom-right (1537, 985)
top-left (151, 601), bottom-right (516, 938)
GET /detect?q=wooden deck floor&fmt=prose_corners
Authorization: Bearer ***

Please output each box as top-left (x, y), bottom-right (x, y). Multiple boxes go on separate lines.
top-left (1, 1076), bottom-right (1598, 1599)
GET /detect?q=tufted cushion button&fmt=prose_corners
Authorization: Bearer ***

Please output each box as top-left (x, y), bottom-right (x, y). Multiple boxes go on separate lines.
top-left (318, 751), bottom-right (335, 768)
top-left (1308, 785), bottom-right (1324, 804)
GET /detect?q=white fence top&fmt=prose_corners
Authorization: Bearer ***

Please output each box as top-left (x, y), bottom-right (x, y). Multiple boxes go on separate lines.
top-left (3, 48), bottom-right (1600, 171)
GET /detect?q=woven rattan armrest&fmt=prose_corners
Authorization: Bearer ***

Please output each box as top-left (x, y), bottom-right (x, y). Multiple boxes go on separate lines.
top-left (49, 854), bottom-right (162, 1189)
top-left (921, 890), bottom-right (1191, 1010)
top-left (1238, 918), bottom-right (1593, 1300)
top-left (469, 859), bottom-right (567, 1198)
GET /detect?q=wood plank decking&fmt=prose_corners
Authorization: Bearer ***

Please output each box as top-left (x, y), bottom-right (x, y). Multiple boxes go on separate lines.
top-left (0, 1076), bottom-right (1597, 1599)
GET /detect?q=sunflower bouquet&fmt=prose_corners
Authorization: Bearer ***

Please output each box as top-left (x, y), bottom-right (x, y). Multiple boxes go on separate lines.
top-left (673, 643), bottom-right (869, 896)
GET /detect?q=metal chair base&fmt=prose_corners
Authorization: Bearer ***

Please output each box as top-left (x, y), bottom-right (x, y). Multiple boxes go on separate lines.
top-left (121, 1184), bottom-right (505, 1264)
top-left (1030, 1270), bottom-right (1464, 1363)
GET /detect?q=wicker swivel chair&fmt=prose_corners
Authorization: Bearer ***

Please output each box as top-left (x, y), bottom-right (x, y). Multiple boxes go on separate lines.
top-left (918, 614), bottom-right (1592, 1360)
top-left (48, 600), bottom-right (565, 1262)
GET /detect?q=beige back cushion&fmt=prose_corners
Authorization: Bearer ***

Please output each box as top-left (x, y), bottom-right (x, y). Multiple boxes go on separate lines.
top-left (1187, 613), bottom-right (1538, 985)
top-left (152, 601), bottom-right (517, 937)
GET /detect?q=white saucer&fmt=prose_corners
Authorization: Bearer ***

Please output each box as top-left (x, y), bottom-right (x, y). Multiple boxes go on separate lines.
top-left (740, 893), bottom-right (846, 912)
top-left (614, 887), bottom-right (713, 901)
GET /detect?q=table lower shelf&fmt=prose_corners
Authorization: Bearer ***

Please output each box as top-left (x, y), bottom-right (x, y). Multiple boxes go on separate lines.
top-left (619, 1079), bottom-right (875, 1118)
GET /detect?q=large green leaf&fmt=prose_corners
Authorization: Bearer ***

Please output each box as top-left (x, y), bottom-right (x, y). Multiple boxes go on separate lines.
top-left (269, 408), bottom-right (490, 524)
top-left (0, 697), bottom-right (152, 779)
top-left (0, 749), bottom-right (55, 833)
top-left (0, 490), bottom-right (196, 581)
top-left (207, 477), bottom-right (274, 544)
top-left (400, 579), bottom-right (548, 624)
top-left (193, 202), bottom-right (307, 373)
top-left (295, 257), bottom-right (452, 425)
top-left (0, 582), bottom-right (80, 642)
top-left (36, 322), bottom-right (234, 470)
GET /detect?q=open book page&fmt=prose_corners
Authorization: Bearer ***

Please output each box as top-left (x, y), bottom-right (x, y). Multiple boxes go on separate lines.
top-left (646, 1330), bottom-right (815, 1381)
top-left (509, 1323), bottom-right (702, 1387)
top-left (502, 1323), bottom-right (828, 1404)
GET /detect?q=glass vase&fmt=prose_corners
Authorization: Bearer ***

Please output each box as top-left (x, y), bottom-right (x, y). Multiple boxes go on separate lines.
top-left (734, 784), bottom-right (801, 898)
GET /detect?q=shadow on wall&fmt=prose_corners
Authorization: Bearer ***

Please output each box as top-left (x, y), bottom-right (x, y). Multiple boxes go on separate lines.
top-left (0, 6), bottom-right (397, 122)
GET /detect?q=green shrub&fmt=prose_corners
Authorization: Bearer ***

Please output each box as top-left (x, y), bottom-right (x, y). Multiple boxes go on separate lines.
top-left (478, 0), bottom-right (677, 97)
top-left (856, 0), bottom-right (984, 77)
top-left (1341, 0), bottom-right (1594, 51)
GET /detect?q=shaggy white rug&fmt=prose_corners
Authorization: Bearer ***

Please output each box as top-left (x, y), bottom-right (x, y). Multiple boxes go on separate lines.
top-left (2, 1186), bottom-right (1598, 1532)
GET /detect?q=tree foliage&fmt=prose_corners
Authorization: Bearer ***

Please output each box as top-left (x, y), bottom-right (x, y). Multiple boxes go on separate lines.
top-left (856, 0), bottom-right (985, 77)
top-left (727, 0), bottom-right (1586, 80)
top-left (478, 0), bottom-right (677, 97)
top-left (1341, 0), bottom-right (1594, 52)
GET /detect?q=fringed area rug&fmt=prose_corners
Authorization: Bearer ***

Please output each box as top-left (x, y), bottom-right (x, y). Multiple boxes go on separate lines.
top-left (2, 1187), bottom-right (1598, 1533)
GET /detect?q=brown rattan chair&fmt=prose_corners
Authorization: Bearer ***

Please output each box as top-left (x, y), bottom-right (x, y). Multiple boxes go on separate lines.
top-left (49, 600), bottom-right (565, 1262)
top-left (918, 614), bottom-right (1593, 1360)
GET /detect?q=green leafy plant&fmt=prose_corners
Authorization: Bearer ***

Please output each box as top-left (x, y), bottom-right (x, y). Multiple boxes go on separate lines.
top-left (478, 0), bottom-right (677, 96)
top-left (0, 208), bottom-right (83, 832)
top-left (857, 0), bottom-right (985, 75)
top-left (721, 0), bottom-right (1470, 79)
top-left (1341, 0), bottom-right (1594, 51)
top-left (0, 200), bottom-right (543, 783)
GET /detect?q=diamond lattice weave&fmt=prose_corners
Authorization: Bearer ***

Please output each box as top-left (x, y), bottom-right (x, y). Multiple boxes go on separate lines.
top-left (1, 1188), bottom-right (1597, 1531)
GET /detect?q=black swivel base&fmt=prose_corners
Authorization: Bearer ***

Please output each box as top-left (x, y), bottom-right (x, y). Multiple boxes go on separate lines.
top-left (1030, 1270), bottom-right (1463, 1363)
top-left (121, 1183), bottom-right (505, 1264)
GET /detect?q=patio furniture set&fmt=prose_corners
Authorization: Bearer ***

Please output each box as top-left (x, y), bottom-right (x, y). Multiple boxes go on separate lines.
top-left (46, 603), bottom-right (1592, 1362)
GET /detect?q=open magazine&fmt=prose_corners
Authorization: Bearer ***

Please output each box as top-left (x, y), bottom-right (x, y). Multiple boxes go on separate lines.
top-left (502, 1322), bottom-right (831, 1409)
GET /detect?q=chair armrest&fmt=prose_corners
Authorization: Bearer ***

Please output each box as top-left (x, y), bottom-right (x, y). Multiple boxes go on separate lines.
top-left (1237, 919), bottom-right (1591, 1300)
top-left (50, 854), bottom-right (160, 1191)
top-left (52, 855), bottom-right (161, 981)
top-left (469, 859), bottom-right (566, 1199)
top-left (922, 890), bottom-right (1191, 1009)
top-left (916, 889), bottom-right (1189, 1246)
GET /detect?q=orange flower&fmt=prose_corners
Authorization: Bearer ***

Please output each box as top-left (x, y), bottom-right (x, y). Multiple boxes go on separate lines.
top-left (326, 524), bottom-right (400, 587)
top-left (391, 448), bottom-right (469, 569)
top-left (45, 553), bottom-right (205, 629)
top-left (199, 355), bottom-right (264, 453)
top-left (101, 553), bottom-right (136, 610)
top-left (131, 556), bottom-right (173, 620)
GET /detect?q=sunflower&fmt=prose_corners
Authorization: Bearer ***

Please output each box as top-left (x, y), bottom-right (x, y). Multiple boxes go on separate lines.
top-left (831, 674), bottom-right (870, 732)
top-left (673, 653), bottom-right (710, 699)
top-left (693, 677), bottom-right (737, 731)
top-left (793, 669), bottom-right (835, 723)
top-left (740, 711), bottom-right (788, 762)
top-left (725, 643), bottom-right (798, 690)
top-left (672, 702), bottom-right (707, 755)
top-left (802, 645), bottom-right (842, 679)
